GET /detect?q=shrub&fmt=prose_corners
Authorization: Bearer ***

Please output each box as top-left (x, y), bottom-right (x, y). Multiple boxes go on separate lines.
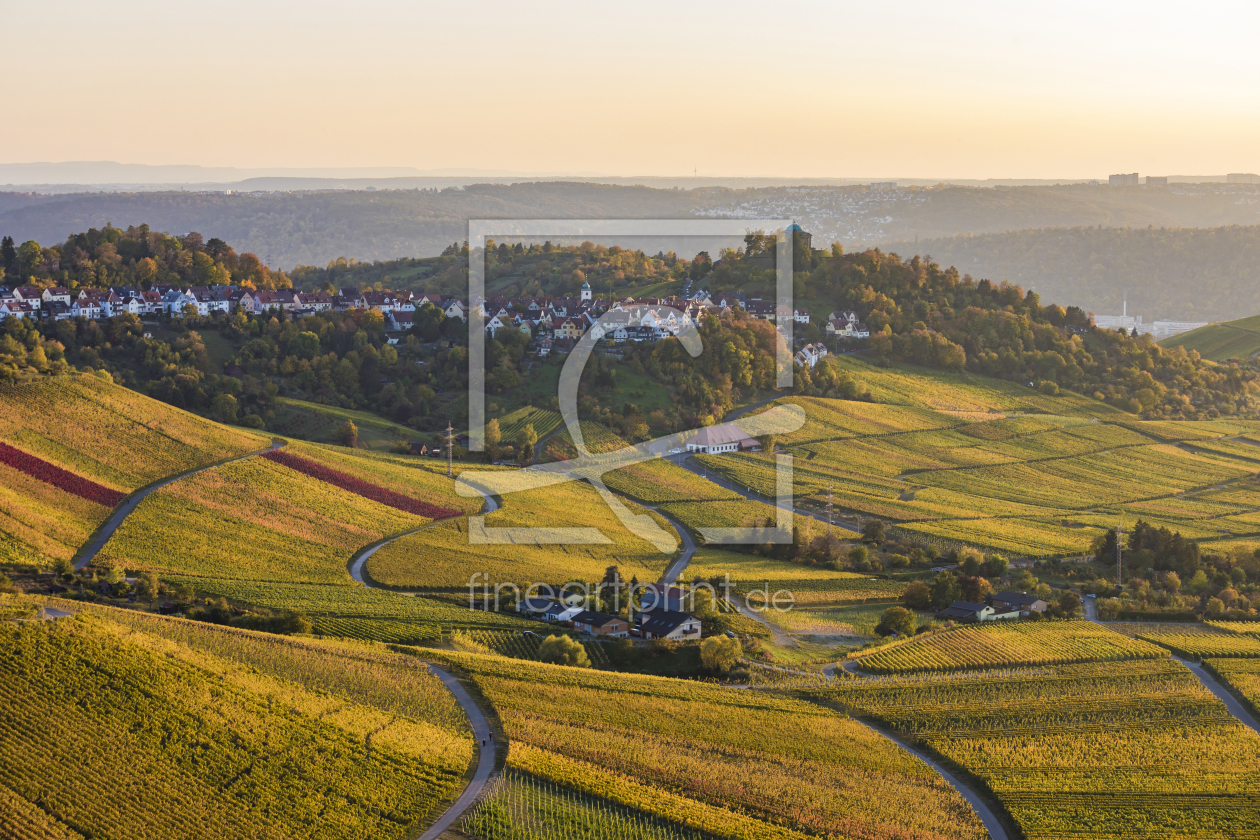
top-left (538, 634), bottom-right (591, 668)
top-left (875, 606), bottom-right (916, 638)
top-left (699, 636), bottom-right (741, 672)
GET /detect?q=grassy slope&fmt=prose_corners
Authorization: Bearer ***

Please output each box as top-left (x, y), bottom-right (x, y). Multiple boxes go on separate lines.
top-left (1161, 312), bottom-right (1260, 362)
top-left (0, 375), bottom-right (266, 562)
top-left (0, 603), bottom-right (471, 840)
top-left (421, 647), bottom-right (988, 840)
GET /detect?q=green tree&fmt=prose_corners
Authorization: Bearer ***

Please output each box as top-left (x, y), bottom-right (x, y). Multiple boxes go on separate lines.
top-left (699, 635), bottom-right (741, 672)
top-left (484, 418), bottom-right (501, 460)
top-left (136, 571), bottom-right (161, 605)
top-left (516, 422), bottom-right (538, 463)
top-left (861, 519), bottom-right (886, 544)
top-left (847, 544), bottom-right (868, 566)
top-left (289, 331), bottom-right (320, 360)
top-left (212, 393), bottom-right (239, 424)
top-left (930, 570), bottom-right (961, 610)
top-left (338, 419), bottom-right (358, 447)
top-left (982, 554), bottom-right (1009, 579)
top-left (52, 556), bottom-right (75, 580)
top-left (875, 606), bottom-right (916, 638)
top-left (1056, 590), bottom-right (1082, 618)
top-left (537, 634), bottom-right (590, 668)
top-left (902, 580), bottom-right (932, 611)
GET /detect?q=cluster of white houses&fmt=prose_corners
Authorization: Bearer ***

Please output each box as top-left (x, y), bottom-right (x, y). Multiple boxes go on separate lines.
top-left (1, 280), bottom-right (866, 365)
top-left (516, 584), bottom-right (702, 640)
top-left (938, 591), bottom-right (1050, 623)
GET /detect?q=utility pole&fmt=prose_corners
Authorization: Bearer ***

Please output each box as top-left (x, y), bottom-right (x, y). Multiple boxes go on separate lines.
top-left (1115, 520), bottom-right (1123, 588)
top-left (446, 420), bottom-right (454, 478)
top-left (827, 482), bottom-right (833, 538)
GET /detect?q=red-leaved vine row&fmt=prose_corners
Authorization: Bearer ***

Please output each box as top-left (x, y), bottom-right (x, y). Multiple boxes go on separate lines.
top-left (0, 442), bottom-right (126, 507)
top-left (262, 449), bottom-right (459, 519)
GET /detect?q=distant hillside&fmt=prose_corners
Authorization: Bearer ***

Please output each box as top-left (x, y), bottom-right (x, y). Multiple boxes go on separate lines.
top-left (6, 181), bottom-right (1260, 270)
top-left (1162, 313), bottom-right (1260, 362)
top-left (882, 225), bottom-right (1260, 322)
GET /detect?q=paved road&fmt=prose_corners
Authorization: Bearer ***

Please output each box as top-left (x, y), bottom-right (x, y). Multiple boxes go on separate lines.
top-left (851, 719), bottom-right (1010, 840)
top-left (668, 453), bottom-right (864, 532)
top-left (349, 490), bottom-right (498, 587)
top-left (1082, 596), bottom-right (1260, 736)
top-left (73, 441), bottom-right (283, 571)
top-left (652, 507), bottom-right (696, 585)
top-left (416, 663), bottom-right (497, 840)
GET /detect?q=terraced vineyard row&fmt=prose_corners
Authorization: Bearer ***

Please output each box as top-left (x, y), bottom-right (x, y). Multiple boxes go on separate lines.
top-left (854, 621), bottom-right (1168, 675)
top-left (811, 657), bottom-right (1260, 839)
top-left (1139, 632), bottom-right (1260, 659)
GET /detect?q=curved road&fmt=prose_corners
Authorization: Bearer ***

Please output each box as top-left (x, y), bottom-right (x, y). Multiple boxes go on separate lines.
top-left (73, 441), bottom-right (283, 571)
top-left (851, 719), bottom-right (1010, 840)
top-left (349, 491), bottom-right (498, 586)
top-left (1081, 596), bottom-right (1260, 735)
top-left (417, 663), bottom-right (497, 840)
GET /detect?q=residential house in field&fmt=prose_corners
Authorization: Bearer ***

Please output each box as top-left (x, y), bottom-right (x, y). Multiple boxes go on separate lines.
top-left (639, 583), bottom-right (687, 613)
top-left (827, 310), bottom-right (870, 339)
top-left (41, 287), bottom-right (71, 306)
top-left (795, 342), bottom-right (829, 368)
top-left (518, 597), bottom-right (560, 618)
top-left (938, 600), bottom-right (1021, 623)
top-left (571, 610), bottom-right (630, 637)
top-left (685, 423), bottom-right (759, 455)
top-left (636, 609), bottom-right (701, 641)
top-left (13, 287), bottom-right (43, 308)
top-left (990, 592), bottom-right (1050, 615)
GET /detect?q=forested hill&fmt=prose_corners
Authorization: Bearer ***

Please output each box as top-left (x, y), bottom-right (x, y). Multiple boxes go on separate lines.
top-left (883, 225), bottom-right (1260, 323)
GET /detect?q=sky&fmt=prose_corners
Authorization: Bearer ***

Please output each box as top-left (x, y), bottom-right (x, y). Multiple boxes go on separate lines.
top-left (6, 0), bottom-right (1260, 179)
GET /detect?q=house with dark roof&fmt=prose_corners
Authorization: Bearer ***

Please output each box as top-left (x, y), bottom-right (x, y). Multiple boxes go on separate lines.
top-left (938, 600), bottom-right (1021, 623)
top-left (570, 610), bottom-right (629, 637)
top-left (990, 591), bottom-right (1049, 615)
top-left (518, 597), bottom-right (560, 618)
top-left (636, 609), bottom-right (701, 640)
top-left (640, 583), bottom-right (687, 613)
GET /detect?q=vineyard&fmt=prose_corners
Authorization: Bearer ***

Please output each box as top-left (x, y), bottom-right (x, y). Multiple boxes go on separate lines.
top-left (0, 375), bottom-right (265, 563)
top-left (852, 621), bottom-right (1169, 675)
top-left (603, 458), bottom-right (742, 504)
top-left (462, 770), bottom-right (710, 840)
top-left (366, 480), bottom-right (676, 590)
top-left (1208, 621), bottom-right (1260, 635)
top-left (810, 659), bottom-right (1260, 840)
top-left (1138, 632), bottom-right (1260, 659)
top-left (458, 629), bottom-right (611, 667)
top-left (1203, 658), bottom-right (1260, 717)
top-left (261, 448), bottom-right (460, 518)
top-left (420, 648), bottom-right (988, 840)
top-left (497, 406), bottom-right (564, 444)
top-left (0, 606), bottom-right (472, 840)
top-left (99, 455), bottom-right (424, 583)
top-left (165, 576), bottom-right (535, 632)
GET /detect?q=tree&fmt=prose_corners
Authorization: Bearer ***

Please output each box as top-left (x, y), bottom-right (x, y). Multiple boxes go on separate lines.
top-left (484, 418), bottom-right (501, 460)
top-left (516, 422), bottom-right (538, 463)
top-left (338, 419), bottom-right (358, 447)
top-left (1186, 569), bottom-right (1210, 594)
top-left (1056, 590), bottom-right (1082, 618)
top-left (700, 635), bottom-right (741, 672)
top-left (959, 550), bottom-right (982, 577)
top-left (861, 519), bottom-right (886, 544)
top-left (1206, 596), bottom-right (1226, 616)
top-left (52, 556), bottom-right (75, 580)
top-left (212, 393), bottom-right (239, 424)
top-left (903, 580), bottom-right (932, 611)
top-left (537, 634), bottom-right (590, 668)
top-left (848, 544), bottom-right (869, 566)
top-left (982, 554), bottom-right (1009, 579)
top-left (959, 575), bottom-right (993, 603)
top-left (136, 571), bottom-right (161, 605)
top-left (1163, 571), bottom-right (1181, 593)
top-left (289, 331), bottom-right (320, 360)
top-left (929, 570), bottom-right (961, 610)
top-left (875, 606), bottom-right (916, 638)
top-left (0, 236), bottom-right (15, 273)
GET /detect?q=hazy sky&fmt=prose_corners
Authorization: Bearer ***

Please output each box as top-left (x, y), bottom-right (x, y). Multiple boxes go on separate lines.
top-left (7, 0), bottom-right (1260, 178)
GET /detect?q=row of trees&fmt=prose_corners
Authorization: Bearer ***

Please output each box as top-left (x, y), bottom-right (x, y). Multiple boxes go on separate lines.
top-left (2, 225), bottom-right (291, 293)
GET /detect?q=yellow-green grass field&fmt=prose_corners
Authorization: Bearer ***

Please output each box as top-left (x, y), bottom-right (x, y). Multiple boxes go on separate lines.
top-left (0, 375), bottom-right (265, 563)
top-left (0, 602), bottom-right (472, 840)
top-left (98, 445), bottom-right (465, 583)
top-left (419, 648), bottom-right (988, 840)
top-left (1161, 312), bottom-right (1260, 362)
top-left (366, 479), bottom-right (678, 590)
top-left (853, 621), bottom-right (1168, 675)
top-left (809, 657), bottom-right (1260, 840)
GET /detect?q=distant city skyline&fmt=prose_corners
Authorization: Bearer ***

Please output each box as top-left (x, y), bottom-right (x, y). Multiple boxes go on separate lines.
top-left (4, 0), bottom-right (1260, 179)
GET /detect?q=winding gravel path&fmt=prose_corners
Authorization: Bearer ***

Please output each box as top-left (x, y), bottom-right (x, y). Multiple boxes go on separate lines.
top-left (348, 488), bottom-right (497, 586)
top-left (851, 719), bottom-right (1010, 840)
top-left (416, 664), bottom-right (497, 840)
top-left (73, 441), bottom-right (284, 571)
